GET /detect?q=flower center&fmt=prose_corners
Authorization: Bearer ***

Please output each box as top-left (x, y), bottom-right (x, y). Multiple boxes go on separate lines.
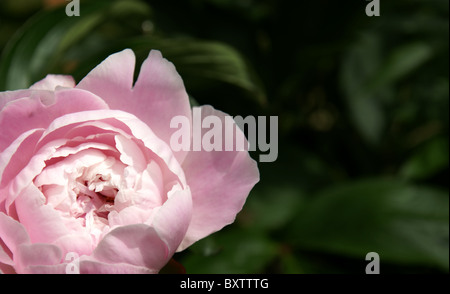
top-left (66, 156), bottom-right (125, 238)
top-left (71, 175), bottom-right (118, 220)
top-left (34, 145), bottom-right (166, 244)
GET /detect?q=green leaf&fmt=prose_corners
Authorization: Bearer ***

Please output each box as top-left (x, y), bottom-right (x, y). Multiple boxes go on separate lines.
top-left (180, 229), bottom-right (278, 274)
top-left (371, 42), bottom-right (433, 90)
top-left (347, 93), bottom-right (386, 145)
top-left (288, 179), bottom-right (449, 271)
top-left (340, 33), bottom-right (386, 145)
top-left (1, 2), bottom-right (265, 108)
top-left (340, 35), bottom-right (434, 145)
top-left (0, 0), bottom-right (150, 91)
top-left (243, 185), bottom-right (303, 231)
top-left (401, 137), bottom-right (449, 180)
top-left (0, 1), bottom-right (97, 90)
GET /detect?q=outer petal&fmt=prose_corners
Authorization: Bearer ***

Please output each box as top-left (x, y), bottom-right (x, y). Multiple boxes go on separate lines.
top-left (0, 212), bottom-right (30, 255)
top-left (92, 224), bottom-right (169, 271)
top-left (79, 259), bottom-right (157, 274)
top-left (178, 106), bottom-right (260, 250)
top-left (0, 212), bottom-right (30, 273)
top-left (0, 244), bottom-right (13, 266)
top-left (53, 233), bottom-right (94, 259)
top-left (77, 49), bottom-right (191, 163)
top-left (0, 90), bottom-right (31, 111)
top-left (0, 129), bottom-right (44, 191)
top-left (0, 262), bottom-right (15, 274)
top-left (24, 263), bottom-right (67, 274)
top-left (15, 243), bottom-right (62, 274)
top-left (151, 187), bottom-right (192, 255)
top-left (76, 49), bottom-right (136, 117)
top-left (132, 50), bottom-right (191, 163)
top-left (0, 88), bottom-right (109, 152)
top-left (30, 74), bottom-right (75, 91)
top-left (0, 74), bottom-right (73, 111)
top-left (14, 184), bottom-right (69, 244)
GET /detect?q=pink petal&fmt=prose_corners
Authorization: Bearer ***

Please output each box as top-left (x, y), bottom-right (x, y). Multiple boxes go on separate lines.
top-left (33, 142), bottom-right (116, 188)
top-left (77, 49), bottom-right (191, 163)
top-left (15, 243), bottom-right (62, 274)
top-left (151, 187), bottom-right (192, 255)
top-left (0, 212), bottom-right (30, 256)
top-left (79, 259), bottom-right (157, 274)
top-left (76, 49), bottom-right (136, 112)
top-left (0, 89), bottom-right (31, 111)
top-left (24, 264), bottom-right (67, 274)
top-left (178, 106), bottom-right (260, 250)
top-left (38, 110), bottom-right (187, 188)
top-left (0, 264), bottom-right (16, 274)
top-left (92, 224), bottom-right (169, 271)
top-left (115, 134), bottom-right (146, 171)
top-left (30, 74), bottom-right (75, 91)
top-left (0, 129), bottom-right (44, 191)
top-left (0, 71), bottom-right (70, 109)
top-left (0, 235), bottom-right (16, 273)
top-left (0, 88), bottom-right (109, 152)
top-left (132, 50), bottom-right (191, 163)
top-left (0, 243), bottom-right (13, 266)
top-left (53, 233), bottom-right (94, 258)
top-left (108, 206), bottom-right (154, 227)
top-left (14, 184), bottom-right (69, 244)
top-left (4, 135), bottom-right (73, 211)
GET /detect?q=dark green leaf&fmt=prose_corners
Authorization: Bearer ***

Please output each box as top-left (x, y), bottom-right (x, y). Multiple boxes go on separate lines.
top-left (180, 229), bottom-right (278, 274)
top-left (371, 42), bottom-right (433, 90)
top-left (340, 33), bottom-right (386, 145)
top-left (288, 179), bottom-right (449, 271)
top-left (401, 137), bottom-right (449, 180)
top-left (0, 0), bottom-right (150, 91)
top-left (243, 185), bottom-right (303, 231)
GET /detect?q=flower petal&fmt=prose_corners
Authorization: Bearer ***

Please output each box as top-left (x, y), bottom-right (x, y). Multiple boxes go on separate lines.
top-left (0, 243), bottom-right (13, 266)
top-left (115, 134), bottom-right (146, 171)
top-left (0, 212), bottom-right (30, 256)
top-left (0, 129), bottom-right (44, 192)
top-left (77, 49), bottom-right (191, 163)
top-left (151, 186), bottom-right (192, 255)
top-left (38, 109), bottom-right (187, 189)
top-left (79, 259), bottom-right (157, 274)
top-left (30, 74), bottom-right (75, 91)
top-left (15, 243), bottom-right (62, 274)
top-left (0, 89), bottom-right (31, 111)
top-left (92, 224), bottom-right (169, 271)
top-left (132, 50), bottom-right (191, 163)
top-left (76, 49), bottom-right (136, 112)
top-left (14, 184), bottom-right (69, 244)
top-left (178, 106), bottom-right (260, 250)
top-left (0, 87), bottom-right (108, 152)
top-left (108, 206), bottom-right (154, 227)
top-left (53, 233), bottom-right (94, 258)
top-left (24, 264), bottom-right (67, 274)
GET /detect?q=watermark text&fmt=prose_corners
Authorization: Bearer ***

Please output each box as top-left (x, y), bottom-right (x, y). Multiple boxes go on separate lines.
top-left (170, 108), bottom-right (278, 163)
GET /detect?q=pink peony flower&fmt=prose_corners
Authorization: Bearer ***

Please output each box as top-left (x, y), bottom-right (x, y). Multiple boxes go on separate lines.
top-left (0, 49), bottom-right (259, 274)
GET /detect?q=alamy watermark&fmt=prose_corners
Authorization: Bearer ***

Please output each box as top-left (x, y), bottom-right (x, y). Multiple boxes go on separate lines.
top-left (365, 0), bottom-right (380, 17)
top-left (365, 252), bottom-right (380, 274)
top-left (170, 108), bottom-right (278, 163)
top-left (65, 252), bottom-right (80, 274)
top-left (66, 1), bottom-right (380, 18)
top-left (65, 251), bottom-right (379, 274)
top-left (66, 0), bottom-right (80, 17)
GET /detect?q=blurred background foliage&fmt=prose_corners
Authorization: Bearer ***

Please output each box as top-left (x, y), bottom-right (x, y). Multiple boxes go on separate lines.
top-left (0, 0), bottom-right (448, 273)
